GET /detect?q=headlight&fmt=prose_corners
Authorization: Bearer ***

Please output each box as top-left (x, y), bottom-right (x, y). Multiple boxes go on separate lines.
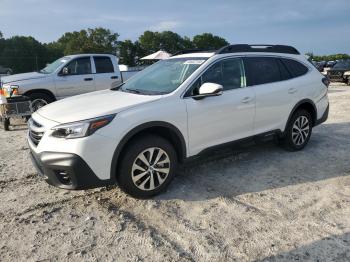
top-left (2, 84), bottom-right (19, 97)
top-left (51, 114), bottom-right (115, 139)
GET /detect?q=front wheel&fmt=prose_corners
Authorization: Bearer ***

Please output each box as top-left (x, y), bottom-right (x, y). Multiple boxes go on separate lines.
top-left (281, 109), bottom-right (313, 151)
top-left (29, 93), bottom-right (54, 112)
top-left (117, 135), bottom-right (177, 198)
top-left (2, 117), bottom-right (10, 131)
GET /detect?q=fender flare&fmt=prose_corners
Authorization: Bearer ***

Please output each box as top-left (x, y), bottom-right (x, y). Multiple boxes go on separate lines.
top-left (283, 99), bottom-right (318, 134)
top-left (110, 121), bottom-right (187, 179)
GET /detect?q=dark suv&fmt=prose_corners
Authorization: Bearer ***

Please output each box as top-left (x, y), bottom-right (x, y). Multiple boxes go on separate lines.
top-left (327, 59), bottom-right (350, 85)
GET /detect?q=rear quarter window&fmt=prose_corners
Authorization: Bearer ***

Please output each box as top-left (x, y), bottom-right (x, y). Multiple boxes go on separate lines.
top-left (281, 58), bottom-right (309, 78)
top-left (244, 57), bottom-right (281, 86)
top-left (94, 56), bottom-right (114, 73)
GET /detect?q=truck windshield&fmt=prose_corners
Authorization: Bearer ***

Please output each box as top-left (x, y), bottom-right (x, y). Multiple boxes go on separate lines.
top-left (39, 57), bottom-right (71, 74)
top-left (120, 58), bottom-right (206, 95)
top-left (333, 60), bottom-right (350, 69)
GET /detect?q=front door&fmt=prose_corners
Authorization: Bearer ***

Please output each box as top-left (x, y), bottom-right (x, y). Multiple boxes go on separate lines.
top-left (54, 56), bottom-right (95, 99)
top-left (184, 58), bottom-right (256, 155)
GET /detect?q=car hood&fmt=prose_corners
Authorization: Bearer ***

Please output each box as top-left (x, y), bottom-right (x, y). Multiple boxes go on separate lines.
top-left (1, 72), bottom-right (48, 84)
top-left (36, 89), bottom-right (162, 123)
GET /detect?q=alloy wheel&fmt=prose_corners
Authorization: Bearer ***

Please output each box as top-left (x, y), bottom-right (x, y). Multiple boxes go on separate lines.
top-left (31, 99), bottom-right (48, 112)
top-left (131, 147), bottom-right (171, 191)
top-left (292, 115), bottom-right (310, 146)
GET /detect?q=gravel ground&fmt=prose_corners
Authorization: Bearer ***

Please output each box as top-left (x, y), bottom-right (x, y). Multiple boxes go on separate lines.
top-left (0, 83), bottom-right (349, 262)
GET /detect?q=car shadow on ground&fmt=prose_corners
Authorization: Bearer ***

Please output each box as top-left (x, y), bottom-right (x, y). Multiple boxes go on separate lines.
top-left (259, 232), bottom-right (350, 261)
top-left (156, 122), bottom-right (350, 201)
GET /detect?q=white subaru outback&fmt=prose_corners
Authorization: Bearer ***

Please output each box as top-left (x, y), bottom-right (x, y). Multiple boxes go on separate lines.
top-left (28, 44), bottom-right (329, 198)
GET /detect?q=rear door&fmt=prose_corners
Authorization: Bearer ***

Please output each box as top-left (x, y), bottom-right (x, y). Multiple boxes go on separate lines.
top-left (185, 57), bottom-right (255, 155)
top-left (93, 56), bottom-right (122, 91)
top-left (244, 56), bottom-right (297, 134)
top-left (54, 56), bottom-right (95, 98)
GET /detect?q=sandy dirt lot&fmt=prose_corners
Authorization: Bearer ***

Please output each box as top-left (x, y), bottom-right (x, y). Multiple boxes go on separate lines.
top-left (0, 83), bottom-right (349, 262)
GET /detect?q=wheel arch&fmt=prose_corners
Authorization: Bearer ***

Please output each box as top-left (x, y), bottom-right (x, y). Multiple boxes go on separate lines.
top-left (284, 99), bottom-right (317, 134)
top-left (23, 89), bottom-right (56, 102)
top-left (110, 121), bottom-right (187, 180)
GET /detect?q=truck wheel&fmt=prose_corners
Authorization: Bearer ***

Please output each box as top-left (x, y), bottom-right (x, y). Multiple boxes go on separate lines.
top-left (281, 109), bottom-right (313, 151)
top-left (3, 118), bottom-right (10, 131)
top-left (117, 135), bottom-right (177, 198)
top-left (29, 93), bottom-right (54, 112)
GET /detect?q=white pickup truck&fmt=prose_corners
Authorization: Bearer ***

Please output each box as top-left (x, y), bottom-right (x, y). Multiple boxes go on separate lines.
top-left (0, 54), bottom-right (139, 110)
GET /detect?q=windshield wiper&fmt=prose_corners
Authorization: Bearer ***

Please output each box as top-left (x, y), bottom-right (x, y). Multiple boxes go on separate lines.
top-left (125, 88), bottom-right (142, 94)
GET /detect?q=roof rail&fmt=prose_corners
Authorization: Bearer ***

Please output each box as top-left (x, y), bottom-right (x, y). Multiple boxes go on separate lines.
top-left (172, 49), bottom-right (216, 56)
top-left (216, 44), bottom-right (300, 55)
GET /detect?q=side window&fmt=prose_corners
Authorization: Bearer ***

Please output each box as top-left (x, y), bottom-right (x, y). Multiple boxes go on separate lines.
top-left (94, 56), bottom-right (114, 73)
top-left (189, 58), bottom-right (245, 95)
top-left (244, 57), bottom-right (281, 86)
top-left (281, 58), bottom-right (309, 78)
top-left (277, 59), bottom-right (293, 81)
top-left (65, 57), bottom-right (92, 75)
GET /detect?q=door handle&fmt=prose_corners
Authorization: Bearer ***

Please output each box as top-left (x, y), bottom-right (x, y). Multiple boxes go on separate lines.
top-left (288, 88), bottom-right (297, 94)
top-left (84, 78), bottom-right (93, 81)
top-left (241, 97), bottom-right (253, 103)
top-left (111, 76), bottom-right (119, 79)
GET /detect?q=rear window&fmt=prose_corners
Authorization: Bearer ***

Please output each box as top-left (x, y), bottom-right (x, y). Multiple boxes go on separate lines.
top-left (94, 56), bottom-right (114, 73)
top-left (244, 57), bottom-right (281, 86)
top-left (281, 58), bottom-right (308, 78)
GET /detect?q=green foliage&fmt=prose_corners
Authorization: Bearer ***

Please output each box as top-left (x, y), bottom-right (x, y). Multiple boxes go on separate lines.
top-left (192, 33), bottom-right (229, 50)
top-left (117, 39), bottom-right (138, 66)
top-left (0, 36), bottom-right (48, 73)
top-left (56, 28), bottom-right (119, 55)
top-left (310, 53), bottom-right (350, 62)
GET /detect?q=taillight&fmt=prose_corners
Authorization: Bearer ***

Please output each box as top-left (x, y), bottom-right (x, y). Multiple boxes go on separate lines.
top-left (322, 77), bottom-right (330, 88)
top-left (0, 88), bottom-right (4, 96)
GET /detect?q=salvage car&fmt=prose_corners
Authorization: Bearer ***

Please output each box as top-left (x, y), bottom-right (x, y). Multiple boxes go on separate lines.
top-left (327, 59), bottom-right (350, 85)
top-left (28, 44), bottom-right (329, 198)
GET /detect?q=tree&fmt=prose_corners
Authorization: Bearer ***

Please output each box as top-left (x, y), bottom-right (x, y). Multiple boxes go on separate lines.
top-left (0, 36), bottom-right (47, 73)
top-left (55, 27), bottom-right (119, 55)
top-left (117, 40), bottom-right (138, 66)
top-left (137, 30), bottom-right (195, 57)
top-left (192, 33), bottom-right (229, 50)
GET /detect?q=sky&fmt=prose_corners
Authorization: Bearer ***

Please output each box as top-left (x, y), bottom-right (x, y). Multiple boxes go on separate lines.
top-left (0, 0), bottom-right (349, 55)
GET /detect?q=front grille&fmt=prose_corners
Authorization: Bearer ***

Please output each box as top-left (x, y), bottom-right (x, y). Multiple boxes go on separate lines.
top-left (28, 118), bottom-right (45, 146)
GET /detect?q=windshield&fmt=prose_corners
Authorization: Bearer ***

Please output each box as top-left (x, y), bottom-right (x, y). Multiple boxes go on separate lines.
top-left (120, 58), bottom-right (206, 95)
top-left (333, 60), bottom-right (350, 69)
top-left (40, 57), bottom-right (71, 74)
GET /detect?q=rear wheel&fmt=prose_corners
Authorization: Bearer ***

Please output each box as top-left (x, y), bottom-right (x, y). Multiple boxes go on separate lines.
top-left (281, 109), bottom-right (313, 151)
top-left (28, 93), bottom-right (54, 112)
top-left (347, 78), bottom-right (350, 86)
top-left (117, 135), bottom-right (177, 198)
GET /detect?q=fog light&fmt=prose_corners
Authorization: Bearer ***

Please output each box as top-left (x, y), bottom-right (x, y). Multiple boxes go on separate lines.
top-left (55, 170), bottom-right (72, 185)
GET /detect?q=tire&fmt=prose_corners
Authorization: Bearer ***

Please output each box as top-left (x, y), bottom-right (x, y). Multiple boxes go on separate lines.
top-left (281, 109), bottom-right (313, 151)
top-left (3, 118), bottom-right (10, 131)
top-left (117, 134), bottom-right (177, 198)
top-left (347, 78), bottom-right (350, 86)
top-left (28, 93), bottom-right (54, 112)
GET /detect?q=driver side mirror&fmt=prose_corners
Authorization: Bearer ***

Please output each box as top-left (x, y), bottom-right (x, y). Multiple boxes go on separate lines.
top-left (193, 82), bottom-right (223, 100)
top-left (60, 67), bottom-right (70, 76)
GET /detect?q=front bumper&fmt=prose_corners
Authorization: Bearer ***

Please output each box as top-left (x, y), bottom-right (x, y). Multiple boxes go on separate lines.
top-left (30, 150), bottom-right (115, 190)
